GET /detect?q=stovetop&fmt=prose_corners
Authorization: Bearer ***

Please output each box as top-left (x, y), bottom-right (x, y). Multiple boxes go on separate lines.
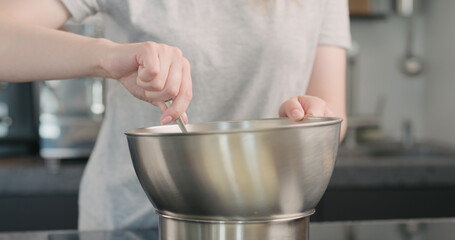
top-left (48, 229), bottom-right (159, 240)
top-left (4, 218), bottom-right (455, 240)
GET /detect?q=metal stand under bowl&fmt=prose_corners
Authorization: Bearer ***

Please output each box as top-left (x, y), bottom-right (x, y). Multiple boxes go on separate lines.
top-left (158, 212), bottom-right (311, 240)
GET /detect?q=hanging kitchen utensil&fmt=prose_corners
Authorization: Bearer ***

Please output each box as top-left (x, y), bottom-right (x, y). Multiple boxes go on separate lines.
top-left (399, 0), bottom-right (423, 75)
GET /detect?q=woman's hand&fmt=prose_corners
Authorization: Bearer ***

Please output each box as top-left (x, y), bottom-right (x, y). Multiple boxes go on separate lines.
top-left (278, 95), bottom-right (336, 120)
top-left (101, 41), bottom-right (192, 125)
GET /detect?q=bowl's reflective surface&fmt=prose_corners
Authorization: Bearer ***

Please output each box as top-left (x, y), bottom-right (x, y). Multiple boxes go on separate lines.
top-left (126, 117), bottom-right (341, 221)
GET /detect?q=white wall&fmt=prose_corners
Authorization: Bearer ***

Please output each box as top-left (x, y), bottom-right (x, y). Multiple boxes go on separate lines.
top-left (350, 12), bottom-right (427, 140)
top-left (424, 0), bottom-right (455, 145)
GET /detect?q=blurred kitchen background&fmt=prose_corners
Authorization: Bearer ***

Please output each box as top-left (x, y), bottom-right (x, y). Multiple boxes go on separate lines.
top-left (1, 0), bottom-right (455, 234)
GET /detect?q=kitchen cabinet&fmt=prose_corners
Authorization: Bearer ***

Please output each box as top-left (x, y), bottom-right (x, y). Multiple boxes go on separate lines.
top-left (313, 186), bottom-right (455, 222)
top-left (310, 151), bottom-right (455, 222)
top-left (0, 157), bottom-right (82, 231)
top-left (0, 194), bottom-right (77, 231)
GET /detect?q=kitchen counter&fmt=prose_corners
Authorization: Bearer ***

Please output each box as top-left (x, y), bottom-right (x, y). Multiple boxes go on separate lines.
top-left (331, 155), bottom-right (455, 188)
top-left (2, 218), bottom-right (455, 240)
top-left (332, 142), bottom-right (455, 188)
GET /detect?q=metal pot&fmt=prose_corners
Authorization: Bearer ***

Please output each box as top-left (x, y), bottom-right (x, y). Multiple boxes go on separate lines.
top-left (126, 117), bottom-right (342, 239)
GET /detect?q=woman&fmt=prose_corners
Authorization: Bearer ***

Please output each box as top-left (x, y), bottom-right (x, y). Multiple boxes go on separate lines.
top-left (0, 0), bottom-right (350, 230)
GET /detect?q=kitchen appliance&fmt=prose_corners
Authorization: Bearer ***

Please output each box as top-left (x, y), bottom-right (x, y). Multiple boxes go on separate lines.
top-left (126, 117), bottom-right (341, 240)
top-left (0, 82), bottom-right (39, 156)
top-left (38, 78), bottom-right (104, 160)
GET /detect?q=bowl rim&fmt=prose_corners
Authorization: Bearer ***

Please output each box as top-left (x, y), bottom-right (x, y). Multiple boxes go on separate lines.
top-left (156, 209), bottom-right (316, 223)
top-left (125, 117), bottom-right (343, 137)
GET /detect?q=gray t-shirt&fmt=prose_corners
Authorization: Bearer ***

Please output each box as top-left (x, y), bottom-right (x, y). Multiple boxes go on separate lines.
top-left (61, 0), bottom-right (351, 230)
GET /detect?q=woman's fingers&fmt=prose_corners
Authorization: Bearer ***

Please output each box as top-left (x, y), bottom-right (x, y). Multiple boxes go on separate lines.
top-left (135, 43), bottom-right (185, 101)
top-left (160, 58), bottom-right (192, 124)
top-left (151, 101), bottom-right (167, 113)
top-left (279, 95), bottom-right (330, 121)
top-left (179, 112), bottom-right (189, 124)
top-left (279, 97), bottom-right (305, 121)
top-left (144, 48), bottom-right (182, 101)
top-left (136, 43), bottom-right (163, 91)
top-left (136, 43), bottom-right (191, 124)
top-left (111, 41), bottom-right (192, 124)
top-left (297, 95), bottom-right (327, 117)
top-left (152, 101), bottom-right (189, 124)
top-left (143, 48), bottom-right (172, 100)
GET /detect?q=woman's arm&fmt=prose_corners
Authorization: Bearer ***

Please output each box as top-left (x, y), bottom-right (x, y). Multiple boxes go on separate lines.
top-left (279, 45), bottom-right (347, 139)
top-left (0, 0), bottom-right (192, 124)
top-left (305, 45), bottom-right (347, 138)
top-left (0, 0), bottom-right (110, 81)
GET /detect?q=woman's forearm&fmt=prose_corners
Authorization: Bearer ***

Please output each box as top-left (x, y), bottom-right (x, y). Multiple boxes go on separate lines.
top-left (0, 17), bottom-right (113, 82)
top-left (306, 45), bottom-right (348, 140)
top-left (0, 14), bottom-right (194, 122)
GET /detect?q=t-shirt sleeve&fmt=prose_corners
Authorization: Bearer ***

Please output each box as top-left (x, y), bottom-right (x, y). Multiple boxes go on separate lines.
top-left (318, 0), bottom-right (351, 49)
top-left (60, 0), bottom-right (101, 22)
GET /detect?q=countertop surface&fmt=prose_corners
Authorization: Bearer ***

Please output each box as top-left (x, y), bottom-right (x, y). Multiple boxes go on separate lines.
top-left (1, 143), bottom-right (455, 195)
top-left (1, 218), bottom-right (455, 240)
top-left (330, 155), bottom-right (455, 188)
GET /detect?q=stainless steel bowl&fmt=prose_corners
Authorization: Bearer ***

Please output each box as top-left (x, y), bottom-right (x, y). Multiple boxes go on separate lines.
top-left (126, 117), bottom-right (341, 221)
